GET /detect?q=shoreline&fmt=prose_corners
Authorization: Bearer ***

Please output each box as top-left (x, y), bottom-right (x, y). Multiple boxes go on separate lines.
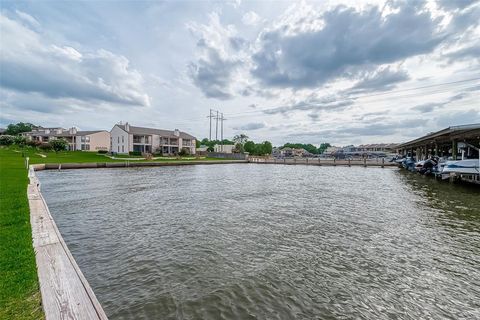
top-left (27, 166), bottom-right (108, 319)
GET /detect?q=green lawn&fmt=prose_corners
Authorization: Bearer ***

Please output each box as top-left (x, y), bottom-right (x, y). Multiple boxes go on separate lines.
top-left (0, 148), bottom-right (44, 319)
top-left (14, 148), bottom-right (231, 164)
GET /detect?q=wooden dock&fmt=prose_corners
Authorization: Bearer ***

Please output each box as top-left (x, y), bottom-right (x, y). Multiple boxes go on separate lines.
top-left (28, 167), bottom-right (108, 320)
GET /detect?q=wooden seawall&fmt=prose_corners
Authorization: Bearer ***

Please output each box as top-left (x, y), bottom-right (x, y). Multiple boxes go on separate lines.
top-left (31, 159), bottom-right (248, 171)
top-left (248, 158), bottom-right (397, 168)
top-left (28, 167), bottom-right (108, 320)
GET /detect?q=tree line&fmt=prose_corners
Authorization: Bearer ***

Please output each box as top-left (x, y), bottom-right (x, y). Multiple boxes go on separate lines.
top-left (280, 142), bottom-right (331, 154)
top-left (198, 134), bottom-right (273, 156)
top-left (0, 122), bottom-right (68, 152)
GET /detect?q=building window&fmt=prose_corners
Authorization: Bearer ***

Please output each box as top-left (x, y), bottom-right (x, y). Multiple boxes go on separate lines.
top-left (122, 136), bottom-right (124, 143)
top-left (118, 137), bottom-right (120, 143)
top-left (122, 145), bottom-right (124, 152)
top-left (86, 136), bottom-right (90, 142)
top-left (118, 146), bottom-right (120, 152)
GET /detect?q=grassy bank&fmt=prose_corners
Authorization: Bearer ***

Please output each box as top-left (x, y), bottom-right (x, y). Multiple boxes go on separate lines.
top-left (0, 148), bottom-right (43, 319)
top-left (13, 148), bottom-right (232, 164)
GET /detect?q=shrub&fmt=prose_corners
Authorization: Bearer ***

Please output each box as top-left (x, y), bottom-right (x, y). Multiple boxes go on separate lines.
top-left (14, 136), bottom-right (27, 147)
top-left (50, 138), bottom-right (68, 152)
top-left (0, 135), bottom-right (15, 146)
top-left (97, 150), bottom-right (108, 154)
top-left (179, 148), bottom-right (190, 156)
top-left (39, 143), bottom-right (52, 151)
top-left (129, 151), bottom-right (142, 156)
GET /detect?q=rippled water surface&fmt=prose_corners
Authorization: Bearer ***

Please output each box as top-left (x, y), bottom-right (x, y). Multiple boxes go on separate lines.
top-left (38, 164), bottom-right (480, 319)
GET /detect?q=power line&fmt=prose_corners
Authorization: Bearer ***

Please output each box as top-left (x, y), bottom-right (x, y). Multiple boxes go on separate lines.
top-left (148, 77), bottom-right (480, 127)
top-left (224, 81), bottom-right (480, 118)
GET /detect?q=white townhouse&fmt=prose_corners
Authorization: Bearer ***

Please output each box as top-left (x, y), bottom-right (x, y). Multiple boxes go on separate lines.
top-left (22, 127), bottom-right (110, 151)
top-left (110, 122), bottom-right (196, 155)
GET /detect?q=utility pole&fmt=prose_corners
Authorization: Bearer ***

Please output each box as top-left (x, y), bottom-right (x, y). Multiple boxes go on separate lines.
top-left (207, 109), bottom-right (214, 141)
top-left (220, 113), bottom-right (227, 152)
top-left (215, 110), bottom-right (219, 141)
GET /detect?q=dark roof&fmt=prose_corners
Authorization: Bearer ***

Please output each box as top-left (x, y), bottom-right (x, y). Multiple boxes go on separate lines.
top-left (22, 129), bottom-right (106, 137)
top-left (76, 130), bottom-right (106, 136)
top-left (116, 124), bottom-right (195, 140)
top-left (396, 123), bottom-right (480, 148)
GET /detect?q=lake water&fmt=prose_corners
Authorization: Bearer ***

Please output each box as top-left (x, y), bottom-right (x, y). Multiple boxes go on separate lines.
top-left (38, 164), bottom-right (480, 319)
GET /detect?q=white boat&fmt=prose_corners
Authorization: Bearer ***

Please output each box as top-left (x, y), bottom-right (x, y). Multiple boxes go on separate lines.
top-left (442, 159), bottom-right (480, 175)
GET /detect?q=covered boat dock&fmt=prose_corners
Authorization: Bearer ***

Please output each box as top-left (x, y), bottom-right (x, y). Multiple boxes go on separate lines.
top-left (396, 123), bottom-right (480, 161)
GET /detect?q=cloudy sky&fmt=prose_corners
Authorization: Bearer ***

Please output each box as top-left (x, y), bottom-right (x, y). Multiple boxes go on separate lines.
top-left (0, 0), bottom-right (479, 146)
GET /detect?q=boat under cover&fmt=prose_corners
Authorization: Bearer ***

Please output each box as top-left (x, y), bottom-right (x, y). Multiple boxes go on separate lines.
top-left (442, 159), bottom-right (480, 175)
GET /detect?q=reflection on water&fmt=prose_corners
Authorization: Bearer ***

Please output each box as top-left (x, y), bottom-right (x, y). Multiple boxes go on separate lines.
top-left (38, 164), bottom-right (480, 320)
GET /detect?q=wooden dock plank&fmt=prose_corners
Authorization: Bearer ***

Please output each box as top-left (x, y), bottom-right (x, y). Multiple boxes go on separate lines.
top-left (28, 167), bottom-right (108, 320)
top-left (36, 243), bottom-right (101, 320)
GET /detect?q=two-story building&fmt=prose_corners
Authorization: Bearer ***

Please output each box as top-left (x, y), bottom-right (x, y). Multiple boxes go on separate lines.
top-left (110, 122), bottom-right (196, 155)
top-left (22, 127), bottom-right (110, 151)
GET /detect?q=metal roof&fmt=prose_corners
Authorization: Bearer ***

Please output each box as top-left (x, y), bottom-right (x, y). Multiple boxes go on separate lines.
top-left (396, 123), bottom-right (480, 149)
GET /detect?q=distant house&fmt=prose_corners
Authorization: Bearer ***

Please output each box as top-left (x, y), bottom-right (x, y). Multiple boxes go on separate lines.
top-left (214, 144), bottom-right (235, 153)
top-left (196, 145), bottom-right (209, 152)
top-left (357, 143), bottom-right (398, 153)
top-left (323, 146), bottom-right (341, 155)
top-left (110, 122), bottom-right (196, 155)
top-left (22, 127), bottom-right (110, 151)
top-left (278, 147), bottom-right (309, 157)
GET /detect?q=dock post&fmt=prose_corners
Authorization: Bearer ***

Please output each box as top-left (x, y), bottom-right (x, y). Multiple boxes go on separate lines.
top-left (348, 158), bottom-right (351, 167)
top-left (284, 158), bottom-right (286, 164)
top-left (381, 158), bottom-right (384, 168)
top-left (318, 158), bottom-right (321, 166)
top-left (333, 158), bottom-right (336, 166)
top-left (363, 158), bottom-right (367, 167)
top-left (306, 158), bottom-right (309, 164)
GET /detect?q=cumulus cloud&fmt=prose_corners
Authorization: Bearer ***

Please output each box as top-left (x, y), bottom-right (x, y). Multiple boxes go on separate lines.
top-left (233, 122), bottom-right (266, 130)
top-left (436, 109), bottom-right (480, 127)
top-left (251, 1), bottom-right (445, 88)
top-left (242, 11), bottom-right (260, 26)
top-left (351, 67), bottom-right (410, 93)
top-left (263, 95), bottom-right (354, 115)
top-left (286, 118), bottom-right (426, 141)
top-left (187, 12), bottom-right (242, 99)
top-left (0, 14), bottom-right (150, 107)
top-left (15, 10), bottom-right (40, 28)
top-left (188, 47), bottom-right (239, 99)
top-left (411, 90), bottom-right (475, 113)
top-left (444, 42), bottom-right (480, 62)
top-left (437, 0), bottom-right (478, 11)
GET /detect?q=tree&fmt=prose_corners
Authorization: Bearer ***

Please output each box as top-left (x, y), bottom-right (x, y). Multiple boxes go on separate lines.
top-left (196, 139), bottom-right (201, 148)
top-left (318, 142), bottom-right (331, 154)
top-left (50, 138), bottom-right (68, 153)
top-left (234, 143), bottom-right (244, 153)
top-left (244, 141), bottom-right (255, 154)
top-left (261, 141), bottom-right (273, 155)
top-left (5, 122), bottom-right (35, 136)
top-left (233, 134), bottom-right (249, 145)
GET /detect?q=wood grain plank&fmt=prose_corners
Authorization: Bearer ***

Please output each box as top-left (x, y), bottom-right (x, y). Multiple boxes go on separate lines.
top-left (28, 166), bottom-right (108, 320)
